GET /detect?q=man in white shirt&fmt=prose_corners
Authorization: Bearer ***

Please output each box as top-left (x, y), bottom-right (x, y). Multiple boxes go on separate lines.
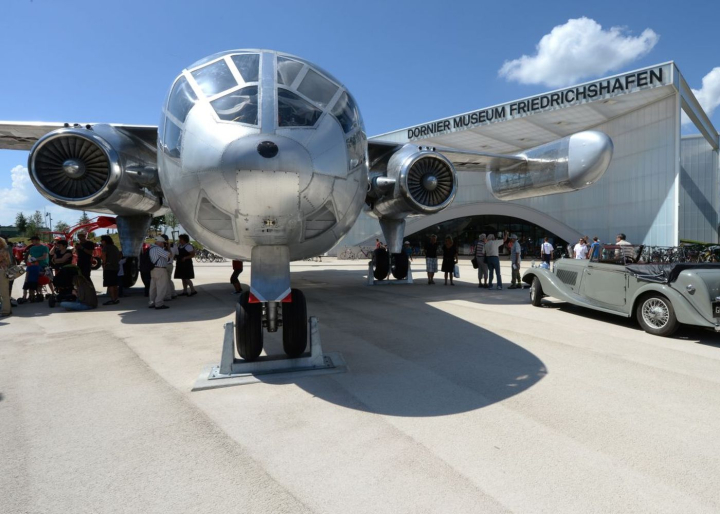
top-left (161, 234), bottom-right (178, 301)
top-left (541, 237), bottom-right (554, 266)
top-left (149, 238), bottom-right (172, 309)
top-left (615, 233), bottom-right (635, 262)
top-left (573, 238), bottom-right (588, 259)
top-left (484, 232), bottom-right (508, 290)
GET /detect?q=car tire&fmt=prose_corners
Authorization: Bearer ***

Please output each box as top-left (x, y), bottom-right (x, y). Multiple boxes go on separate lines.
top-left (91, 258), bottom-right (102, 271)
top-left (635, 294), bottom-right (679, 337)
top-left (530, 276), bottom-right (543, 307)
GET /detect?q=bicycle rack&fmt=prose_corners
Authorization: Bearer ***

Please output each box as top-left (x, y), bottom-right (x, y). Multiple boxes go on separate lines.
top-left (192, 317), bottom-right (347, 390)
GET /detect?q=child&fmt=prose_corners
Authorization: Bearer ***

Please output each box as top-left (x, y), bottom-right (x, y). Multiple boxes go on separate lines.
top-left (22, 257), bottom-right (41, 303)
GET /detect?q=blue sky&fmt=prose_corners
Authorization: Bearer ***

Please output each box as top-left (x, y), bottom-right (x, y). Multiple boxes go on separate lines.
top-left (1, 0), bottom-right (718, 226)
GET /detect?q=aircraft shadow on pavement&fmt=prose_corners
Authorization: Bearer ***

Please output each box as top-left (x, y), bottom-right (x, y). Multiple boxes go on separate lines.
top-left (259, 268), bottom-right (548, 417)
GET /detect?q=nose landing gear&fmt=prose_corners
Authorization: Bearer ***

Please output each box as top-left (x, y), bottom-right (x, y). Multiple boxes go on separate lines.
top-left (193, 287), bottom-right (345, 390)
top-left (234, 289), bottom-right (308, 361)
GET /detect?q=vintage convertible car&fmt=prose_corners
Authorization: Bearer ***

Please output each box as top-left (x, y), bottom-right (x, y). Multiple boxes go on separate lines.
top-left (522, 245), bottom-right (720, 336)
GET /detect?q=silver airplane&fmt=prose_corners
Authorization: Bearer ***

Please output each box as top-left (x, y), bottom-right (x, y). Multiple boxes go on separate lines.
top-left (0, 49), bottom-right (613, 360)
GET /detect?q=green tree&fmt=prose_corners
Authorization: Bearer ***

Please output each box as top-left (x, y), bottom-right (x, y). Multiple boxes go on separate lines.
top-left (77, 211), bottom-right (90, 225)
top-left (25, 210), bottom-right (44, 238)
top-left (55, 220), bottom-right (70, 235)
top-left (150, 215), bottom-right (165, 236)
top-left (15, 212), bottom-right (28, 235)
top-left (165, 212), bottom-right (179, 234)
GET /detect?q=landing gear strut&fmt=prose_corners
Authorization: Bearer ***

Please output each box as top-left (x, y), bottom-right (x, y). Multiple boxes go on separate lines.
top-left (234, 288), bottom-right (308, 361)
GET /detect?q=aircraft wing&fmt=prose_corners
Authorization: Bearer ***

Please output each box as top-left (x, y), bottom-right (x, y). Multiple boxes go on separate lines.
top-left (368, 140), bottom-right (526, 173)
top-left (0, 121), bottom-right (158, 150)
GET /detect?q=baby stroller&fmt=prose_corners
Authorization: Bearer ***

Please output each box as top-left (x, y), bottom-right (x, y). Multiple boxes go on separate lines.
top-left (48, 265), bottom-right (80, 308)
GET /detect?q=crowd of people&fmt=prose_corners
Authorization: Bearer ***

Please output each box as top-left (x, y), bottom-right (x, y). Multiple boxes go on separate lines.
top-left (0, 232), bottom-right (214, 317)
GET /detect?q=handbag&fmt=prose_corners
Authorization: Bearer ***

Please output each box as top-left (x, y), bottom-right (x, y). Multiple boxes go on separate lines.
top-left (471, 257), bottom-right (478, 269)
top-left (453, 264), bottom-right (460, 278)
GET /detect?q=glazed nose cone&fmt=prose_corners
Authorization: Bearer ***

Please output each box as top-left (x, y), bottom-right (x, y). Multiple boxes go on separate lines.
top-left (568, 131), bottom-right (614, 188)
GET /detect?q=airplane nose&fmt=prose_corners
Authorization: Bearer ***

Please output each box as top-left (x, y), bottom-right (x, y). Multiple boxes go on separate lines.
top-left (221, 135), bottom-right (313, 175)
top-left (568, 130), bottom-right (614, 188)
top-left (257, 141), bottom-right (279, 158)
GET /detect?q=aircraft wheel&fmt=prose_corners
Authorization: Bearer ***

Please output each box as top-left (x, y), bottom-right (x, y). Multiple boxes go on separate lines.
top-left (282, 289), bottom-right (307, 357)
top-left (236, 292), bottom-right (264, 361)
top-left (91, 258), bottom-right (102, 270)
top-left (391, 252), bottom-right (409, 280)
top-left (530, 276), bottom-right (543, 307)
top-left (122, 257), bottom-right (139, 288)
top-left (373, 248), bottom-right (389, 280)
top-left (636, 294), bottom-right (679, 337)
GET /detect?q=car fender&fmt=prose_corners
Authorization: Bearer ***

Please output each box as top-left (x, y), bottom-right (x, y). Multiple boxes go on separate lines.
top-left (522, 268), bottom-right (576, 303)
top-left (629, 283), bottom-right (714, 328)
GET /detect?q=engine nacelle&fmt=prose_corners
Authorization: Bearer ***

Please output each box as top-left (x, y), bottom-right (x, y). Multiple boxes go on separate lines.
top-left (28, 125), bottom-right (166, 216)
top-left (368, 144), bottom-right (458, 219)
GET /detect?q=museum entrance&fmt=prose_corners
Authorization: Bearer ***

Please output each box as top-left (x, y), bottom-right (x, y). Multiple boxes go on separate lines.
top-left (405, 214), bottom-right (569, 258)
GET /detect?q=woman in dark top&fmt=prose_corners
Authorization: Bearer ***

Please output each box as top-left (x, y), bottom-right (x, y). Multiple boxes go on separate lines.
top-left (100, 235), bottom-right (120, 305)
top-left (441, 235), bottom-right (458, 286)
top-left (174, 234), bottom-right (197, 296)
top-left (50, 240), bottom-right (73, 271)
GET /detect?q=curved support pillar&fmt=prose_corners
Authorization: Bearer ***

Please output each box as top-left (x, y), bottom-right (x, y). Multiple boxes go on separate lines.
top-left (116, 214), bottom-right (152, 257)
top-left (378, 217), bottom-right (406, 254)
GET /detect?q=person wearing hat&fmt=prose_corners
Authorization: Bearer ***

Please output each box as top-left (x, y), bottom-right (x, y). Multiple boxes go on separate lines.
top-left (26, 235), bottom-right (49, 268)
top-left (508, 234), bottom-right (523, 289)
top-left (148, 237), bottom-right (172, 309)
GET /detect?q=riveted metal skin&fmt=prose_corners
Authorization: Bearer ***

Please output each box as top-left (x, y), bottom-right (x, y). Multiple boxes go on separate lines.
top-left (157, 49), bottom-right (369, 264)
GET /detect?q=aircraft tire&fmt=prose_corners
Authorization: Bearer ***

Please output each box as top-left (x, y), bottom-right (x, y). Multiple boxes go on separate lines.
top-left (282, 289), bottom-right (308, 357)
top-left (391, 252), bottom-right (408, 280)
top-left (236, 292), bottom-right (264, 361)
top-left (122, 257), bottom-right (139, 288)
top-left (373, 248), bottom-right (389, 280)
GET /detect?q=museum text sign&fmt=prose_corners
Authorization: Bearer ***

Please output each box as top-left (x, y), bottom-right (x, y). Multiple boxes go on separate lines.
top-left (407, 65), bottom-right (671, 140)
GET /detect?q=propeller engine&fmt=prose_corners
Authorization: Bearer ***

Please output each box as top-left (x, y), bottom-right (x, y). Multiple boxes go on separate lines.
top-left (28, 125), bottom-right (165, 216)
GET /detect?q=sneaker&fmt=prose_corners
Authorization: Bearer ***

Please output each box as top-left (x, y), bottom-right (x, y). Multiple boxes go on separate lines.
top-left (497, 285), bottom-right (503, 290)
top-left (148, 304), bottom-right (155, 309)
top-left (103, 300), bottom-right (119, 305)
top-left (155, 305), bottom-right (170, 310)
top-left (508, 285), bottom-right (517, 289)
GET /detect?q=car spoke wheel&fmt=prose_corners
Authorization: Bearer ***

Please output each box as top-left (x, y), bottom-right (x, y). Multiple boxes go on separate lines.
top-left (530, 277), bottom-right (543, 307)
top-left (636, 294), bottom-right (678, 337)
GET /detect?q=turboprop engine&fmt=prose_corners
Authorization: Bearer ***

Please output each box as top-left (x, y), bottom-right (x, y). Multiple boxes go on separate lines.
top-left (367, 144), bottom-right (458, 219)
top-left (27, 124), bottom-right (167, 261)
top-left (28, 124), bottom-right (165, 216)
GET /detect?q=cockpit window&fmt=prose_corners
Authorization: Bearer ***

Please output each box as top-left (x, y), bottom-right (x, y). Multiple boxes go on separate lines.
top-left (277, 57), bottom-right (304, 86)
top-left (191, 59), bottom-right (237, 97)
top-left (231, 54), bottom-right (259, 83)
top-left (331, 92), bottom-right (359, 133)
top-left (211, 86), bottom-right (258, 125)
top-left (167, 76), bottom-right (197, 123)
top-left (297, 69), bottom-right (338, 108)
top-left (278, 89), bottom-right (322, 127)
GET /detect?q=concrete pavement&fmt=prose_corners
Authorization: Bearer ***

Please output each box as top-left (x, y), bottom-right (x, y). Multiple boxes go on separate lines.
top-left (2, 259), bottom-right (720, 513)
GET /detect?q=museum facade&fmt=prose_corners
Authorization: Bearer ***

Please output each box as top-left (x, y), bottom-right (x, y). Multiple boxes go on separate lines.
top-left (335, 62), bottom-right (719, 254)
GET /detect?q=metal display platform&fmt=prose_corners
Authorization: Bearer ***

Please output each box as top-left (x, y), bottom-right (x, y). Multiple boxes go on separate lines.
top-left (192, 317), bottom-right (347, 391)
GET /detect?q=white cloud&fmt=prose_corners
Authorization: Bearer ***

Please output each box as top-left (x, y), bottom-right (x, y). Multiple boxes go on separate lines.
top-left (682, 67), bottom-right (720, 125)
top-left (0, 164), bottom-right (103, 228)
top-left (499, 18), bottom-right (659, 88)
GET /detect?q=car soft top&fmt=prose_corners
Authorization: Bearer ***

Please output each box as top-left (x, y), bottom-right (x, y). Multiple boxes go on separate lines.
top-left (626, 263), bottom-right (720, 283)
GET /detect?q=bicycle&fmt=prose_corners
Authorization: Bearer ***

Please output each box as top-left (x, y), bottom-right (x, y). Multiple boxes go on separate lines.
top-left (339, 247), bottom-right (357, 260)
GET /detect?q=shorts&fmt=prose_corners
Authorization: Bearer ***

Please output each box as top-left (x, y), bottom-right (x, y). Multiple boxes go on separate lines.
top-left (103, 269), bottom-right (119, 287)
top-left (23, 281), bottom-right (38, 291)
top-left (425, 257), bottom-right (438, 273)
